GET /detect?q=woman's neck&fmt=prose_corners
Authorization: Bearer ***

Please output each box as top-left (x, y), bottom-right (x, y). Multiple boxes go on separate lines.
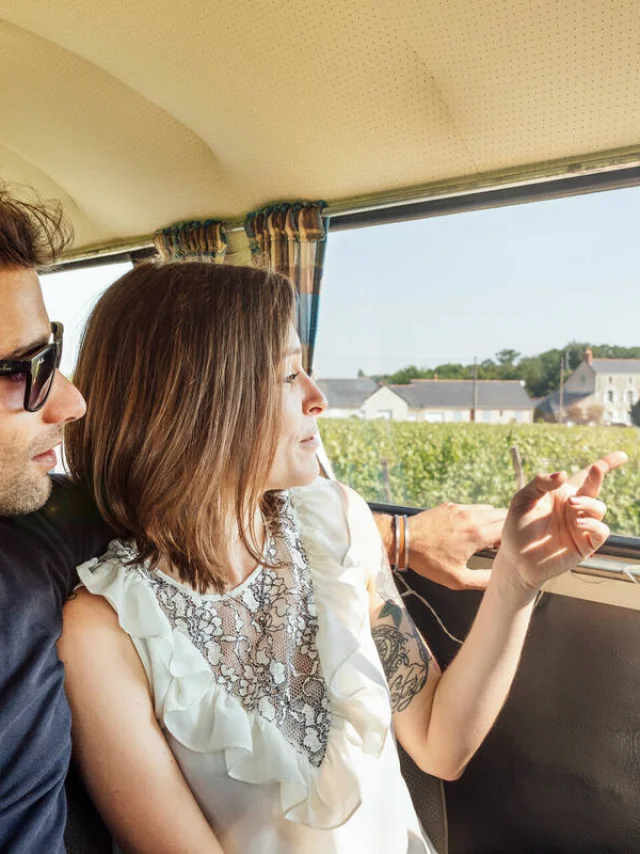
top-left (224, 505), bottom-right (266, 589)
top-left (158, 504), bottom-right (266, 594)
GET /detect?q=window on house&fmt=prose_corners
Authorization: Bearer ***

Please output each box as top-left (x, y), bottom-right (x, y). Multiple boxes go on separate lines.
top-left (481, 410), bottom-right (492, 422)
top-left (628, 391), bottom-right (634, 404)
top-left (314, 185), bottom-right (640, 539)
top-left (607, 390), bottom-right (615, 403)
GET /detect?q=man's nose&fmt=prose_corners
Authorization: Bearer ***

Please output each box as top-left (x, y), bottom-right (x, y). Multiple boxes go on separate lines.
top-left (41, 370), bottom-right (87, 425)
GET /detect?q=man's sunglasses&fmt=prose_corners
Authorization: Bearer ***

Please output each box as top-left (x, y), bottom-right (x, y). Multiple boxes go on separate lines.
top-left (0, 322), bottom-right (64, 412)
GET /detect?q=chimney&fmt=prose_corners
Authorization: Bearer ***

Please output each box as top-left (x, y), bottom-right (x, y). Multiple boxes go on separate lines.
top-left (584, 348), bottom-right (593, 366)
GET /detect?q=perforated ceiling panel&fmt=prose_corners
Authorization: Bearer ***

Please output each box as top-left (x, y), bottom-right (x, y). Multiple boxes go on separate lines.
top-left (0, 0), bottom-right (639, 252)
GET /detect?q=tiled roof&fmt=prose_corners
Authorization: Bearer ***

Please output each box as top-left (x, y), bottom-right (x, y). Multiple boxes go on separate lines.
top-left (590, 359), bottom-right (640, 375)
top-left (388, 380), bottom-right (535, 409)
top-left (317, 377), bottom-right (378, 408)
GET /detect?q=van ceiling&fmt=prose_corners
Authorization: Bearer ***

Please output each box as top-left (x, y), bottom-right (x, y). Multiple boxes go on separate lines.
top-left (1, 0), bottom-right (639, 255)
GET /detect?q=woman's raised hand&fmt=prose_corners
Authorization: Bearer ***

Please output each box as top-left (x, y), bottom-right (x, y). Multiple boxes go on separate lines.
top-left (496, 451), bottom-right (628, 593)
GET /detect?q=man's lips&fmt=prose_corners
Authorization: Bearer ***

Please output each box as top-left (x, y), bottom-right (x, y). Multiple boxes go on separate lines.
top-left (32, 443), bottom-right (60, 467)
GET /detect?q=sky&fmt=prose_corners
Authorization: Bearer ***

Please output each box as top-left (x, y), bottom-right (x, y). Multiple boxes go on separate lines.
top-left (314, 185), bottom-right (640, 377)
top-left (41, 184), bottom-right (640, 380)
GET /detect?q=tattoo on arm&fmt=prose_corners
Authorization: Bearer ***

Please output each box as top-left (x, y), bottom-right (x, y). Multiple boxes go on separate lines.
top-left (372, 550), bottom-right (431, 713)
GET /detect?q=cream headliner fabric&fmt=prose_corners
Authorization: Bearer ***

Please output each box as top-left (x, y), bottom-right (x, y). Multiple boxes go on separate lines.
top-left (1, 0), bottom-right (640, 252)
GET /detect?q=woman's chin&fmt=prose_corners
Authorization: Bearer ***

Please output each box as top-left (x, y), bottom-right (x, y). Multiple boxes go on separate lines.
top-left (266, 463), bottom-right (321, 492)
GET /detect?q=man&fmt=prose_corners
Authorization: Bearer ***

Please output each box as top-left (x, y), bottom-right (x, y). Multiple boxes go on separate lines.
top-left (0, 190), bottom-right (111, 853)
top-left (0, 187), bottom-right (504, 852)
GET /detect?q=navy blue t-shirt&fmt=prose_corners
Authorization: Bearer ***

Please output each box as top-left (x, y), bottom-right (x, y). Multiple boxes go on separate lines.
top-left (0, 476), bottom-right (112, 853)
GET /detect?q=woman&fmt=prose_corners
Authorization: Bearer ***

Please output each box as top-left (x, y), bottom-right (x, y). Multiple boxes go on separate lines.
top-left (59, 262), bottom-right (624, 854)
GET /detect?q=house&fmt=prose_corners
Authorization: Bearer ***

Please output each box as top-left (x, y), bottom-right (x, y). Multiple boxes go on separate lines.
top-left (320, 377), bottom-right (536, 423)
top-left (316, 378), bottom-right (379, 418)
top-left (537, 349), bottom-right (640, 425)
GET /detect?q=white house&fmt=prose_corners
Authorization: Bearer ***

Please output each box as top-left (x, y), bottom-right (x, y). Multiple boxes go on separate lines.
top-left (320, 378), bottom-right (535, 423)
top-left (316, 378), bottom-right (379, 418)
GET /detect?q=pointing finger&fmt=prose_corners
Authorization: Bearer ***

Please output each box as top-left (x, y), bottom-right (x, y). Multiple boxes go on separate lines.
top-left (575, 451), bottom-right (628, 498)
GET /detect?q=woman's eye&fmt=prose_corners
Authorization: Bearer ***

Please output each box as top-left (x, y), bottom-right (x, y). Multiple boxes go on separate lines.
top-left (284, 371), bottom-right (301, 384)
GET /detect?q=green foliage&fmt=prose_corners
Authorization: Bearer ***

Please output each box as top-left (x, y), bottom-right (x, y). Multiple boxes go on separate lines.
top-left (374, 342), bottom-right (640, 399)
top-left (320, 420), bottom-right (640, 537)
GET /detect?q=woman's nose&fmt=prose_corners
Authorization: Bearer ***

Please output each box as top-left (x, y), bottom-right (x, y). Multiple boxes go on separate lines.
top-left (303, 375), bottom-right (327, 416)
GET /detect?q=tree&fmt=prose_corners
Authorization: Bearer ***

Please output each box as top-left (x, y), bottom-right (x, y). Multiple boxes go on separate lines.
top-left (496, 348), bottom-right (521, 367)
top-left (566, 403), bottom-right (604, 425)
top-left (566, 403), bottom-right (587, 424)
top-left (371, 340), bottom-right (640, 397)
top-left (631, 399), bottom-right (640, 428)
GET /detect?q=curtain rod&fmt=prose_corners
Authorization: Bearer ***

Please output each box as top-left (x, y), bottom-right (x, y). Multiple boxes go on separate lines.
top-left (50, 148), bottom-right (640, 270)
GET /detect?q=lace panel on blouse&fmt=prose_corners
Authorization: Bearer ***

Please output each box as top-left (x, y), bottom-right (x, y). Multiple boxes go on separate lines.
top-left (131, 493), bottom-right (332, 767)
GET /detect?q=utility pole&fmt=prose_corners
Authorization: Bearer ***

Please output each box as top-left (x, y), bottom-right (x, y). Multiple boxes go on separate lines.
top-left (558, 353), bottom-right (565, 423)
top-left (471, 357), bottom-right (478, 422)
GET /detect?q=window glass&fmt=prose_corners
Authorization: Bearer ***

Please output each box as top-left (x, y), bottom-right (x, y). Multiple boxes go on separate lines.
top-left (315, 186), bottom-right (640, 537)
top-left (41, 262), bottom-right (132, 378)
top-left (40, 261), bottom-right (132, 470)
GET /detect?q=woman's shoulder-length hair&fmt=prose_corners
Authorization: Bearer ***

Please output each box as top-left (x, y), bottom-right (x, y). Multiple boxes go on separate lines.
top-left (65, 261), bottom-right (296, 593)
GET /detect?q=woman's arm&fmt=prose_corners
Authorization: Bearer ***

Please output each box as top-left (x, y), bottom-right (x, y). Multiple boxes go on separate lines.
top-left (58, 589), bottom-right (224, 854)
top-left (347, 451), bottom-right (626, 781)
top-left (368, 541), bottom-right (533, 780)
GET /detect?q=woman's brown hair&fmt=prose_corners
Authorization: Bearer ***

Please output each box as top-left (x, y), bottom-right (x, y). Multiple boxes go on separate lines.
top-left (65, 262), bottom-right (296, 593)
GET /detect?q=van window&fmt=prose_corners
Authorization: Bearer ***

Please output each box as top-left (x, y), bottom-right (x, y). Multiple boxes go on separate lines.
top-left (40, 261), bottom-right (132, 472)
top-left (315, 186), bottom-right (640, 538)
top-left (41, 262), bottom-right (133, 378)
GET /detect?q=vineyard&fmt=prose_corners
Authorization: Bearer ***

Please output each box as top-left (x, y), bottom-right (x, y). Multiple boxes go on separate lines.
top-left (319, 420), bottom-right (640, 538)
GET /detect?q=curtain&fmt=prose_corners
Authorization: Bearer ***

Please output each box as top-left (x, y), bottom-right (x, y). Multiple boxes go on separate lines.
top-left (244, 202), bottom-right (328, 373)
top-left (153, 219), bottom-right (227, 263)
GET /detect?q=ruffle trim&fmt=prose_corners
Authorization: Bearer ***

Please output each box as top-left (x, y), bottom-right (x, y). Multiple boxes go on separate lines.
top-left (77, 478), bottom-right (391, 830)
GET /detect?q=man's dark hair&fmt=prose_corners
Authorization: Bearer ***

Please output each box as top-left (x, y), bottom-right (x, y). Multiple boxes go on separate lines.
top-left (0, 185), bottom-right (72, 270)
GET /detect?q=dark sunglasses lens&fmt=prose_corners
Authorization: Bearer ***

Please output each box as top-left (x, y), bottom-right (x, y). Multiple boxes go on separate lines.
top-left (29, 347), bottom-right (57, 411)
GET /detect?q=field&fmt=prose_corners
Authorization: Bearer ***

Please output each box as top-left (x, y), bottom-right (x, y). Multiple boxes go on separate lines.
top-left (319, 420), bottom-right (640, 538)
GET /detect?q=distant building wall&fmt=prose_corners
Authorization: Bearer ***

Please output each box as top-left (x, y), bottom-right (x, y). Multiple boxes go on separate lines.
top-left (361, 386), bottom-right (409, 420)
top-left (564, 362), bottom-right (595, 395)
top-left (594, 373), bottom-right (640, 424)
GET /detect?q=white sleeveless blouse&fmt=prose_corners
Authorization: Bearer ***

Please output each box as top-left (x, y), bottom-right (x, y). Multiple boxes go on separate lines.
top-left (78, 478), bottom-right (433, 854)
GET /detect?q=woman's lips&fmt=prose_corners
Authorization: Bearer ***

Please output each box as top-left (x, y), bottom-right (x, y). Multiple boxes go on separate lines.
top-left (300, 434), bottom-right (320, 449)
